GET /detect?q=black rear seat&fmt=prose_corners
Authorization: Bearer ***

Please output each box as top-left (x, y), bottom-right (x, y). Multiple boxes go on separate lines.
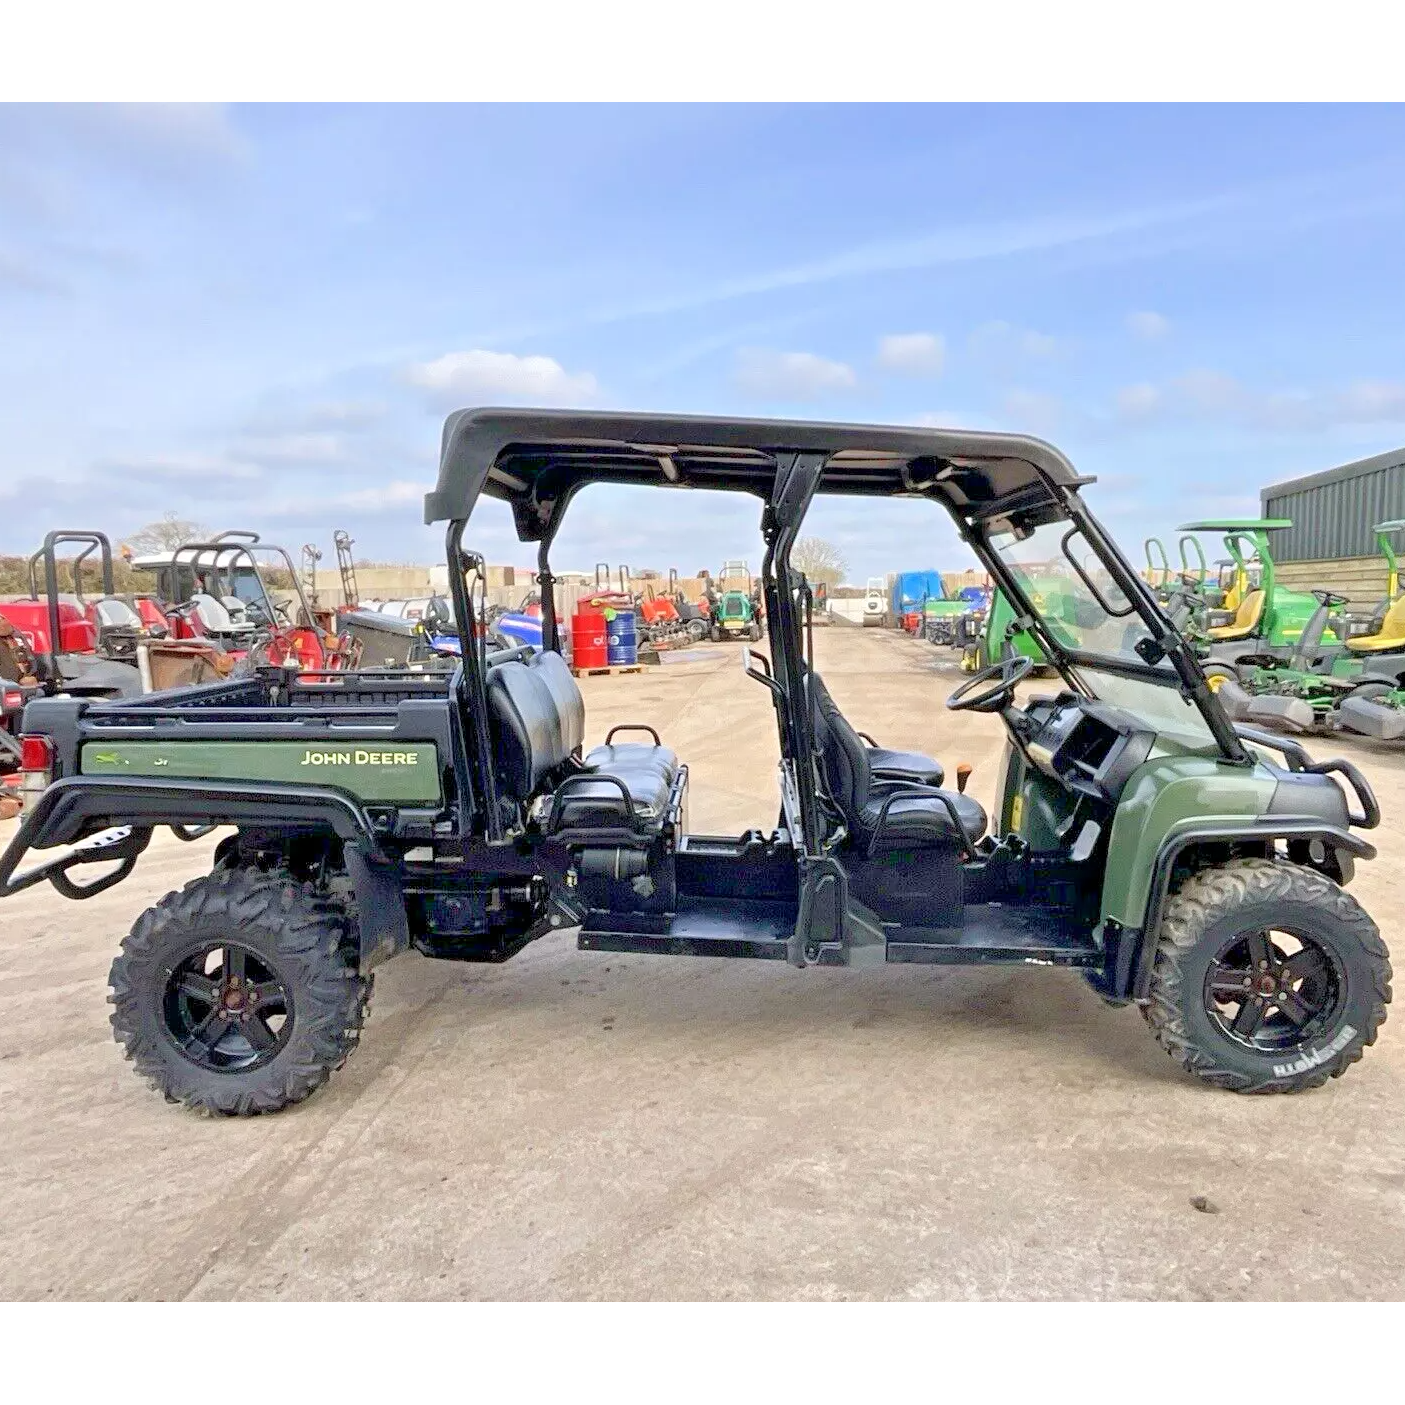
top-left (583, 725), bottom-right (678, 781)
top-left (486, 650), bottom-right (682, 834)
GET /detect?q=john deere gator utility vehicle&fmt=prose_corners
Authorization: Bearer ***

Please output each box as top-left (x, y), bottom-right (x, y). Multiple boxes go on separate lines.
top-left (0, 409), bottom-right (1389, 1114)
top-left (1178, 520), bottom-right (1317, 666)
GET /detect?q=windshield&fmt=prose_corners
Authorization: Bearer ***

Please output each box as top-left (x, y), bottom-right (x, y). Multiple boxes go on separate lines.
top-left (1080, 669), bottom-right (1217, 749)
top-left (989, 519), bottom-right (1160, 668)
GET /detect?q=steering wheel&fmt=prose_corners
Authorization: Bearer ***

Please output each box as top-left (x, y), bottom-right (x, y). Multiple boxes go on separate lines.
top-left (1312, 590), bottom-right (1349, 609)
top-left (946, 651), bottom-right (1035, 713)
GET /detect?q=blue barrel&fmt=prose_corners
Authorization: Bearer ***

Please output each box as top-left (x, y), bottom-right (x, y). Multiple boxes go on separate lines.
top-left (606, 608), bottom-right (637, 665)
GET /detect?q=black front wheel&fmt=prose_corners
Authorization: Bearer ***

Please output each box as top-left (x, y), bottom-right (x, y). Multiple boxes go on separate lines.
top-left (110, 868), bottom-right (371, 1115)
top-left (1144, 858), bottom-right (1390, 1092)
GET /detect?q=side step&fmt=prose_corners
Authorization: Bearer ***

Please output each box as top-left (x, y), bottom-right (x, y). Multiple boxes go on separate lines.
top-left (887, 907), bottom-right (1097, 966)
top-left (579, 900), bottom-right (1097, 967)
top-left (579, 897), bottom-right (794, 959)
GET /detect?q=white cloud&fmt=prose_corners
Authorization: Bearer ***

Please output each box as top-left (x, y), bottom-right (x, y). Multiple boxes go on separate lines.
top-left (89, 102), bottom-right (251, 164)
top-left (1127, 310), bottom-right (1170, 340)
top-left (327, 480), bottom-right (428, 512)
top-left (910, 410), bottom-right (985, 430)
top-left (1115, 382), bottom-right (1161, 419)
top-left (733, 349), bottom-right (857, 400)
top-left (968, 320), bottom-right (1061, 365)
top-left (1001, 389), bottom-right (1063, 432)
top-left (1174, 368), bottom-right (1242, 412)
top-left (877, 332), bottom-right (945, 376)
top-left (101, 452), bottom-right (265, 483)
top-left (1112, 368), bottom-right (1405, 432)
top-left (0, 245), bottom-right (67, 294)
top-left (235, 432), bottom-right (344, 465)
top-left (1340, 381), bottom-right (1405, 421)
top-left (261, 479), bottom-right (431, 522)
top-left (404, 349), bottom-right (599, 407)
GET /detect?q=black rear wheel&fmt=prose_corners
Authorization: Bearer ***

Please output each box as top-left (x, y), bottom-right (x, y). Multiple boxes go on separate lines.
top-left (110, 868), bottom-right (371, 1115)
top-left (1144, 858), bottom-right (1390, 1092)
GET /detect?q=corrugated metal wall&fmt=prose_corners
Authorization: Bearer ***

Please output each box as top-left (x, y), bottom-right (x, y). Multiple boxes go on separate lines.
top-left (1263, 455), bottom-right (1405, 562)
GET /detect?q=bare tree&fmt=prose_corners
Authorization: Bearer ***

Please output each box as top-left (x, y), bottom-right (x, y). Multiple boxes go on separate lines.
top-left (791, 536), bottom-right (848, 588)
top-left (125, 512), bottom-right (208, 554)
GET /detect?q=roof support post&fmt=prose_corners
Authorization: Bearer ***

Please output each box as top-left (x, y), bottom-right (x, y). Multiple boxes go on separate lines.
top-left (762, 450), bottom-right (830, 856)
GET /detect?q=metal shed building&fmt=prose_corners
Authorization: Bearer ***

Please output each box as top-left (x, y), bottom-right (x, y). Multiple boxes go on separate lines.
top-left (1260, 446), bottom-right (1405, 602)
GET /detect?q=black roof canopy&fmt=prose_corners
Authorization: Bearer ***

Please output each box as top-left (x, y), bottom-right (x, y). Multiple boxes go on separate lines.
top-left (425, 408), bottom-right (1091, 541)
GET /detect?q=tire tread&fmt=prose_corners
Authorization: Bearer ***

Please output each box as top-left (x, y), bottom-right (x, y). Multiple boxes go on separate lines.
top-left (1144, 856), bottom-right (1390, 1093)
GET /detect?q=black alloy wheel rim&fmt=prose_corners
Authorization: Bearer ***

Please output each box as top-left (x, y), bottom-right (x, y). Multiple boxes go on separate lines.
top-left (1203, 926), bottom-right (1344, 1053)
top-left (161, 941), bottom-right (293, 1072)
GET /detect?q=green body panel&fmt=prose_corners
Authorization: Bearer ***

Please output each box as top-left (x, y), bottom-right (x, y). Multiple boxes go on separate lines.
top-left (922, 599), bottom-right (968, 618)
top-left (717, 591), bottom-right (754, 628)
top-left (1099, 752), bottom-right (1279, 929)
top-left (1263, 587), bottom-right (1317, 646)
top-left (980, 587), bottom-right (1049, 664)
top-left (80, 740), bottom-right (442, 804)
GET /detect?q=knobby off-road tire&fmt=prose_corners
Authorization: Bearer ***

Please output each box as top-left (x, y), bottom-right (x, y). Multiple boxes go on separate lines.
top-left (109, 868), bottom-right (372, 1115)
top-left (1144, 857), bottom-right (1390, 1093)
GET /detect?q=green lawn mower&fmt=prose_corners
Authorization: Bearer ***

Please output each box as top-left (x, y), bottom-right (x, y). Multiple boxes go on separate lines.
top-left (708, 559), bottom-right (762, 641)
top-left (1200, 521), bottom-right (1405, 738)
top-left (1177, 520), bottom-right (1318, 667)
top-left (1144, 534), bottom-right (1210, 605)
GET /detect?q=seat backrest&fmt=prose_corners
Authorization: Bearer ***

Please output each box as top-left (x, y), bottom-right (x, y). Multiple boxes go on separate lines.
top-left (95, 597), bottom-right (141, 630)
top-left (530, 649), bottom-right (585, 757)
top-left (808, 674), bottom-right (873, 826)
top-left (191, 593), bottom-right (235, 632)
top-left (1376, 594), bottom-right (1405, 642)
top-left (486, 658), bottom-right (568, 802)
top-left (1236, 589), bottom-right (1265, 630)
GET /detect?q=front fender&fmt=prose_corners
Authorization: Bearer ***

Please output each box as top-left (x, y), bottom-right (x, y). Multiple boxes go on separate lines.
top-left (1092, 817), bottom-right (1376, 1004)
top-left (1100, 756), bottom-right (1279, 932)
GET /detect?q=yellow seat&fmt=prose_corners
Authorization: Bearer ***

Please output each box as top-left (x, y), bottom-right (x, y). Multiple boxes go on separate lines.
top-left (1346, 595), bottom-right (1405, 653)
top-left (1207, 589), bottom-right (1265, 641)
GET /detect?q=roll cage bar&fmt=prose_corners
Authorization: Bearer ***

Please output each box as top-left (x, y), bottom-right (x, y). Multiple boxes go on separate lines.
top-left (23, 530), bottom-right (118, 664)
top-left (168, 533), bottom-right (318, 630)
top-left (430, 409), bottom-right (1248, 841)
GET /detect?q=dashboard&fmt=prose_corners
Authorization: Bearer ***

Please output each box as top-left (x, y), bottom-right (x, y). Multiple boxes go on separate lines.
top-left (1018, 693), bottom-right (1157, 804)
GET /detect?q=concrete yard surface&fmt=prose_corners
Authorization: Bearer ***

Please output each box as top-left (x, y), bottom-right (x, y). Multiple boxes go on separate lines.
top-left (1, 628), bottom-right (1403, 1299)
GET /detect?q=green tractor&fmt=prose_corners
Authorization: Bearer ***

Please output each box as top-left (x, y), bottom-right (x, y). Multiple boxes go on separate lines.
top-left (708, 559), bottom-right (762, 642)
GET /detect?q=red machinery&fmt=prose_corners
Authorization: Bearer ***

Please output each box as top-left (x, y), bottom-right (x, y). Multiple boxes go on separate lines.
top-left (133, 532), bottom-right (356, 671)
top-left (0, 531), bottom-right (143, 701)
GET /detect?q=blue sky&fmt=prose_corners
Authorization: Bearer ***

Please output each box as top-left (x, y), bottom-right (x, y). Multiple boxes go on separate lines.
top-left (3, 103), bottom-right (1405, 583)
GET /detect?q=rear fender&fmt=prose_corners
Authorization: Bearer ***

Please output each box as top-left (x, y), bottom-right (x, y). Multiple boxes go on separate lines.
top-left (0, 778), bottom-right (407, 968)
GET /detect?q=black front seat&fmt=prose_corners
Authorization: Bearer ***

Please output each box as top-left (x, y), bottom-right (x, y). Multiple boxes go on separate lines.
top-left (812, 682), bottom-right (986, 850)
top-left (809, 673), bottom-right (945, 787)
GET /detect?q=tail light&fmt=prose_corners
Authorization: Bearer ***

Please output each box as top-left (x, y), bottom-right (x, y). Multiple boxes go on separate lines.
top-left (19, 735), bottom-right (52, 772)
top-left (2, 688), bottom-right (23, 713)
top-left (19, 733), bottom-right (53, 807)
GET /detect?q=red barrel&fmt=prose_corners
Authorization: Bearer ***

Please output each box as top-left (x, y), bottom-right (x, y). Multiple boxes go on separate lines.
top-left (571, 606), bottom-right (609, 670)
